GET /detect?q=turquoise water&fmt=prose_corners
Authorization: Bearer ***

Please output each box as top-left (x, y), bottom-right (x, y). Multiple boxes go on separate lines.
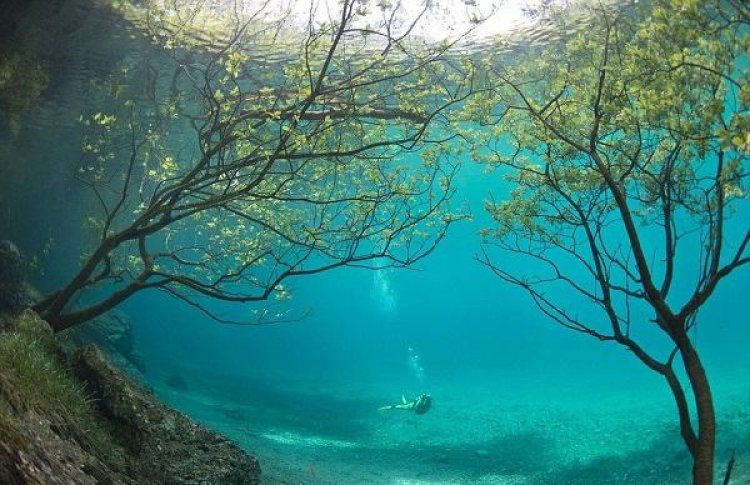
top-left (2, 1), bottom-right (749, 483)
top-left (146, 367), bottom-right (749, 483)
top-left (113, 162), bottom-right (750, 483)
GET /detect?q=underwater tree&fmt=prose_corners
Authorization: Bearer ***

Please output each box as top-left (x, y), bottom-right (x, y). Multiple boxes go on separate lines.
top-left (34, 0), bottom-right (483, 331)
top-left (471, 1), bottom-right (749, 483)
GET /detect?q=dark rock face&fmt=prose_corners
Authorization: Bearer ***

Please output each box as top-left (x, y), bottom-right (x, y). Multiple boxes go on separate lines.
top-left (63, 310), bottom-right (148, 374)
top-left (72, 346), bottom-right (261, 484)
top-left (0, 409), bottom-right (132, 485)
top-left (0, 311), bottom-right (131, 484)
top-left (0, 240), bottom-right (33, 315)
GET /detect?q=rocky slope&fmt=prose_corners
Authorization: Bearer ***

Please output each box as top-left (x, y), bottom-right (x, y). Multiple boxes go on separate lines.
top-left (0, 240), bottom-right (261, 483)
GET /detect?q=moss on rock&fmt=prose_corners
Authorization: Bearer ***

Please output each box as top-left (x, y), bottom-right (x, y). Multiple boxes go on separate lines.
top-left (73, 345), bottom-right (261, 483)
top-left (0, 310), bottom-right (261, 483)
top-left (0, 311), bottom-right (128, 483)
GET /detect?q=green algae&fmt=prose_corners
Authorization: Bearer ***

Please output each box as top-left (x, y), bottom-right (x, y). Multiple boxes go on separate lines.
top-left (0, 310), bottom-right (124, 470)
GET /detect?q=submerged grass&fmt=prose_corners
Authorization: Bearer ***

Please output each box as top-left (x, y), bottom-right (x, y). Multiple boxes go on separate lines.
top-left (0, 397), bottom-right (27, 452)
top-left (0, 310), bottom-right (123, 469)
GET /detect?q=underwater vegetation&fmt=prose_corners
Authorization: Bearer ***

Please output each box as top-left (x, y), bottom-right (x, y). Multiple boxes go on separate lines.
top-left (0, 0), bottom-right (748, 483)
top-left (0, 311), bottom-right (122, 473)
top-left (0, 309), bottom-right (261, 483)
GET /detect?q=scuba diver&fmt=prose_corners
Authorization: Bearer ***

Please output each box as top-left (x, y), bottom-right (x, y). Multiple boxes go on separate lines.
top-left (378, 393), bottom-right (432, 415)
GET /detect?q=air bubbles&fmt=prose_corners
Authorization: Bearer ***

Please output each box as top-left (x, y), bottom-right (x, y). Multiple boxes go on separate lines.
top-left (371, 269), bottom-right (398, 318)
top-left (408, 346), bottom-right (425, 385)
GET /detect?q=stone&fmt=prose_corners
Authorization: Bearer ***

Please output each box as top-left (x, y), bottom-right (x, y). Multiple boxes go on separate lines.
top-left (72, 345), bottom-right (261, 484)
top-left (62, 310), bottom-right (147, 374)
top-left (165, 372), bottom-right (188, 391)
top-left (0, 240), bottom-right (33, 316)
top-left (0, 409), bottom-right (132, 485)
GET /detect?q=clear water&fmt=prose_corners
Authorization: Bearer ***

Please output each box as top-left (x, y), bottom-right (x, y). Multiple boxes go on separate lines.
top-left (116, 163), bottom-right (750, 483)
top-left (2, 1), bottom-right (749, 483)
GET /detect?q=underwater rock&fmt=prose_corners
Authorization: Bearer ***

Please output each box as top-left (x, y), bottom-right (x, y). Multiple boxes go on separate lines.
top-left (434, 453), bottom-right (451, 464)
top-left (0, 409), bottom-right (132, 485)
top-left (0, 240), bottom-right (34, 318)
top-left (62, 309), bottom-right (147, 374)
top-left (72, 345), bottom-right (261, 484)
top-left (224, 407), bottom-right (246, 422)
top-left (0, 310), bottom-right (132, 484)
top-left (0, 312), bottom-right (259, 483)
top-left (165, 372), bottom-right (189, 391)
top-left (70, 310), bottom-right (131, 349)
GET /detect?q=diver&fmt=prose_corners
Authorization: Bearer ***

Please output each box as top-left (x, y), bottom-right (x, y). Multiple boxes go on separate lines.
top-left (378, 393), bottom-right (432, 415)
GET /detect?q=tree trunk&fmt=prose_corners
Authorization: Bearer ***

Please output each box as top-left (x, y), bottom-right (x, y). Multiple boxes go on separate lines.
top-left (676, 331), bottom-right (716, 485)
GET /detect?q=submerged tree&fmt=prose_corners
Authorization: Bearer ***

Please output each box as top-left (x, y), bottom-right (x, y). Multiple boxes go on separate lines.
top-left (472, 1), bottom-right (749, 483)
top-left (34, 0), bottom-right (484, 331)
